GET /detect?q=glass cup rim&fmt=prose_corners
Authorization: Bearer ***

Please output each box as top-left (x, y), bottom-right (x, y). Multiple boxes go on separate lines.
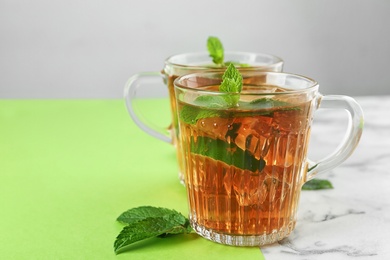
top-left (165, 51), bottom-right (284, 69)
top-left (174, 71), bottom-right (319, 96)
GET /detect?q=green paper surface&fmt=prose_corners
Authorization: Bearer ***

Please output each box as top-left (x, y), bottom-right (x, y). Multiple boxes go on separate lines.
top-left (0, 100), bottom-right (264, 259)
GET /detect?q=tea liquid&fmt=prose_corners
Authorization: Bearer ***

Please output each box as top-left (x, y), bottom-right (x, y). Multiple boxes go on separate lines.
top-left (178, 87), bottom-right (313, 245)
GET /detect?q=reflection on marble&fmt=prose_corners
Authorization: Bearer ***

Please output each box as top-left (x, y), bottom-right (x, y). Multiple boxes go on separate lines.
top-left (261, 96), bottom-right (390, 259)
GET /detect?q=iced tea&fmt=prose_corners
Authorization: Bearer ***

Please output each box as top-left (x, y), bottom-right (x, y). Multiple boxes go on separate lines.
top-left (177, 84), bottom-right (313, 246)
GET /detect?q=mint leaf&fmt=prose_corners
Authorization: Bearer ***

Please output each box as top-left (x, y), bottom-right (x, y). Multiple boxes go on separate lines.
top-left (207, 36), bottom-right (224, 65)
top-left (179, 95), bottom-right (230, 125)
top-left (179, 105), bottom-right (221, 125)
top-left (114, 215), bottom-right (191, 254)
top-left (302, 179), bottom-right (333, 190)
top-left (191, 136), bottom-right (265, 172)
top-left (179, 97), bottom-right (299, 125)
top-left (250, 98), bottom-right (290, 106)
top-left (237, 98), bottom-right (301, 114)
top-left (220, 63), bottom-right (243, 93)
top-left (246, 98), bottom-right (299, 109)
top-left (219, 63), bottom-right (243, 106)
top-left (249, 98), bottom-right (297, 107)
top-left (179, 105), bottom-right (201, 125)
top-left (194, 95), bottom-right (229, 108)
top-left (114, 206), bottom-right (192, 254)
top-left (117, 206), bottom-right (181, 225)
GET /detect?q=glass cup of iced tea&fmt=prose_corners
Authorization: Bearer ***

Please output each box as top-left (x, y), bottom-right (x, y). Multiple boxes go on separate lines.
top-left (174, 71), bottom-right (364, 246)
top-left (124, 52), bottom-right (283, 183)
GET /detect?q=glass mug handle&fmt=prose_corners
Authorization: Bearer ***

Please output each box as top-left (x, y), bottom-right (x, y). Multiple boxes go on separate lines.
top-left (307, 95), bottom-right (364, 180)
top-left (124, 72), bottom-right (172, 144)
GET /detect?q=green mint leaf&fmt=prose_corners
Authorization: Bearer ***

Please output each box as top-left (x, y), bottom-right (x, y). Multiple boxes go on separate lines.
top-left (179, 95), bottom-right (229, 125)
top-left (114, 215), bottom-right (191, 254)
top-left (194, 95), bottom-right (229, 108)
top-left (219, 64), bottom-right (243, 106)
top-left (191, 135), bottom-right (265, 172)
top-left (207, 36), bottom-right (224, 65)
top-left (220, 63), bottom-right (243, 93)
top-left (237, 98), bottom-right (301, 113)
top-left (179, 105), bottom-right (200, 125)
top-left (250, 98), bottom-right (289, 106)
top-left (114, 206), bottom-right (192, 254)
top-left (179, 97), bottom-right (299, 125)
top-left (302, 179), bottom-right (334, 190)
top-left (117, 206), bottom-right (181, 225)
top-left (248, 98), bottom-right (299, 109)
top-left (179, 105), bottom-right (221, 125)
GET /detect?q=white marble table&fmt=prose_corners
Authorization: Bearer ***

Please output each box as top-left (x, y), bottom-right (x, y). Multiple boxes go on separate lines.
top-left (261, 96), bottom-right (390, 259)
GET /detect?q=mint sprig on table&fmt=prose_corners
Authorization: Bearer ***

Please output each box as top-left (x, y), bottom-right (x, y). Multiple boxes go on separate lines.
top-left (302, 179), bottom-right (334, 190)
top-left (114, 206), bottom-right (192, 254)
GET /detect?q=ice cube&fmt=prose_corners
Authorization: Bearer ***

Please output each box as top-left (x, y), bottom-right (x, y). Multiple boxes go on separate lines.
top-left (233, 116), bottom-right (273, 159)
top-left (232, 169), bottom-right (263, 206)
top-left (196, 117), bottom-right (233, 140)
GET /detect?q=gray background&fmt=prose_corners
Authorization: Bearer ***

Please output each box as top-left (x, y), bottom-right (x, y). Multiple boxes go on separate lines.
top-left (1, 0), bottom-right (389, 98)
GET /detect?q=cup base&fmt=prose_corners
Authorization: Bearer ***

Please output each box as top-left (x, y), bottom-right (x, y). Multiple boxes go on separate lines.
top-left (191, 220), bottom-right (294, 247)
